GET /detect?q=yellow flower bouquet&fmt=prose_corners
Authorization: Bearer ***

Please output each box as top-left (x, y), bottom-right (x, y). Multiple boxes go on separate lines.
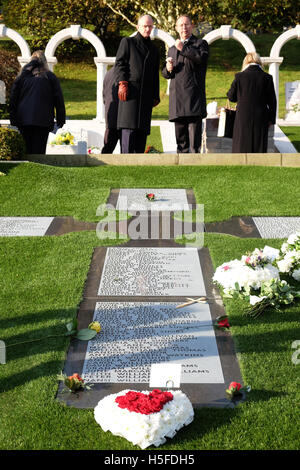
top-left (51, 131), bottom-right (75, 145)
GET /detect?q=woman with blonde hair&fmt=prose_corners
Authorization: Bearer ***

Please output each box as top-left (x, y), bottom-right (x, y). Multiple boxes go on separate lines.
top-left (227, 51), bottom-right (276, 153)
top-left (10, 50), bottom-right (65, 154)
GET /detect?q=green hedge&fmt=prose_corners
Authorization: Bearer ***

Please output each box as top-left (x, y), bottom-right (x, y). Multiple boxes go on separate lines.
top-left (0, 127), bottom-right (26, 160)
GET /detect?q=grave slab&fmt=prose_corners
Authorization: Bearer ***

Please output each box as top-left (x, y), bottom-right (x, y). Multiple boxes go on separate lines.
top-left (56, 245), bottom-right (243, 409)
top-left (252, 217), bottom-right (300, 239)
top-left (116, 188), bottom-right (190, 212)
top-left (98, 247), bottom-right (206, 296)
top-left (0, 217), bottom-right (54, 236)
top-left (0, 217), bottom-right (97, 237)
top-left (81, 301), bottom-right (224, 385)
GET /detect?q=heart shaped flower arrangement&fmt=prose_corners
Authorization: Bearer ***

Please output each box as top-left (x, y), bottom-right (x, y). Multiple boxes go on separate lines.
top-left (94, 389), bottom-right (194, 449)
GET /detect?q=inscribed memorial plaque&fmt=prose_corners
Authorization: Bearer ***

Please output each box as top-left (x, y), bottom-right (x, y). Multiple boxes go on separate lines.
top-left (285, 81), bottom-right (300, 121)
top-left (81, 302), bottom-right (224, 384)
top-left (253, 217), bottom-right (300, 239)
top-left (116, 188), bottom-right (190, 212)
top-left (98, 247), bottom-right (206, 296)
top-left (0, 217), bottom-right (54, 236)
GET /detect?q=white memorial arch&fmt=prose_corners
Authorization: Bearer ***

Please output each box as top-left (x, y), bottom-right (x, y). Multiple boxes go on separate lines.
top-left (269, 25), bottom-right (300, 119)
top-left (203, 25), bottom-right (256, 52)
top-left (0, 24), bottom-right (31, 66)
top-left (44, 25), bottom-right (107, 121)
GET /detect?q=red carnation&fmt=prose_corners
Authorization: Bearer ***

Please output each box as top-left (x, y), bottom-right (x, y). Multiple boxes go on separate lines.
top-left (115, 389), bottom-right (173, 414)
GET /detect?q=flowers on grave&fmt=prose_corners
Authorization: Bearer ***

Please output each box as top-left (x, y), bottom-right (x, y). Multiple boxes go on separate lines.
top-left (276, 232), bottom-right (300, 281)
top-left (245, 278), bottom-right (300, 317)
top-left (241, 248), bottom-right (271, 269)
top-left (57, 372), bottom-right (93, 393)
top-left (281, 232), bottom-right (300, 252)
top-left (146, 193), bottom-right (155, 201)
top-left (115, 389), bottom-right (173, 414)
top-left (88, 146), bottom-right (101, 155)
top-left (213, 235), bottom-right (300, 317)
top-left (88, 321), bottom-right (101, 333)
top-left (226, 381), bottom-right (251, 400)
top-left (94, 389), bottom-right (194, 449)
top-left (213, 256), bottom-right (280, 295)
top-left (214, 315), bottom-right (230, 330)
top-left (51, 131), bottom-right (75, 145)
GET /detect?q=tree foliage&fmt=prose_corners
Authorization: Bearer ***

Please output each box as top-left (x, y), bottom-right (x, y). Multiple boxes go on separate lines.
top-left (217, 0), bottom-right (300, 33)
top-left (2, 0), bottom-right (120, 54)
top-left (104, 0), bottom-right (299, 34)
top-left (103, 0), bottom-right (220, 35)
top-left (1, 0), bottom-right (299, 51)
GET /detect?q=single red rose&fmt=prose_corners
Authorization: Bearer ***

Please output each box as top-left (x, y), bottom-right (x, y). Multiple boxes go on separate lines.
top-left (229, 381), bottom-right (241, 391)
top-left (218, 318), bottom-right (230, 329)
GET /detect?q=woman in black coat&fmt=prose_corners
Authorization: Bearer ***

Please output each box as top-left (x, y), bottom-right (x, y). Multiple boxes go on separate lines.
top-left (10, 50), bottom-right (65, 154)
top-left (227, 52), bottom-right (277, 153)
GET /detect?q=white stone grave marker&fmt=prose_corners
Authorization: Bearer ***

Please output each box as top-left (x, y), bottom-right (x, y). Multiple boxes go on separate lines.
top-left (116, 188), bottom-right (190, 212)
top-left (98, 247), bottom-right (206, 296)
top-left (0, 217), bottom-right (54, 236)
top-left (253, 217), bottom-right (300, 239)
top-left (82, 301), bottom-right (224, 384)
top-left (285, 81), bottom-right (300, 122)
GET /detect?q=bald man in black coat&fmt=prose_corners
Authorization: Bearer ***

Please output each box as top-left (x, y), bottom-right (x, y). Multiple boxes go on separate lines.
top-left (114, 15), bottom-right (160, 153)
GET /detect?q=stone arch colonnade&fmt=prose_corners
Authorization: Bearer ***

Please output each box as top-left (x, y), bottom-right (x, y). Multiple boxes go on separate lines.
top-left (0, 23), bottom-right (299, 121)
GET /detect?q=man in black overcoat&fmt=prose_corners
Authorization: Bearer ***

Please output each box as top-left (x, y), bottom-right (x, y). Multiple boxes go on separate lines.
top-left (102, 66), bottom-right (119, 154)
top-left (114, 15), bottom-right (160, 153)
top-left (162, 15), bottom-right (209, 153)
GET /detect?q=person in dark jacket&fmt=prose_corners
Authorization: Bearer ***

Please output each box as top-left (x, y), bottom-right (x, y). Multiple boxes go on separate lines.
top-left (9, 50), bottom-right (65, 154)
top-left (102, 66), bottom-right (119, 154)
top-left (114, 15), bottom-right (160, 154)
top-left (162, 15), bottom-right (209, 153)
top-left (227, 52), bottom-right (277, 153)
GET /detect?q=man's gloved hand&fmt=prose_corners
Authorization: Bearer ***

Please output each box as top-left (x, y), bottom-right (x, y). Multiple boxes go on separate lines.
top-left (118, 81), bottom-right (129, 101)
top-left (153, 98), bottom-right (160, 107)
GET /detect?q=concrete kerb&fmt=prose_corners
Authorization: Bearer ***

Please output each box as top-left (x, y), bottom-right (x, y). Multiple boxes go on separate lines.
top-left (20, 152), bottom-right (300, 167)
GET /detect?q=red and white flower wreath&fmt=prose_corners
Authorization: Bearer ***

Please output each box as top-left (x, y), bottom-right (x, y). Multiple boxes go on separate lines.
top-left (94, 389), bottom-right (194, 449)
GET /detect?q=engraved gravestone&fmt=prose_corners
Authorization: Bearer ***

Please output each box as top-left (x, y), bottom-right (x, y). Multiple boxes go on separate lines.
top-left (98, 247), bottom-right (206, 296)
top-left (252, 217), bottom-right (300, 239)
top-left (0, 81), bottom-right (5, 104)
top-left (0, 217), bottom-right (54, 236)
top-left (82, 301), bottom-right (224, 384)
top-left (285, 81), bottom-right (300, 122)
top-left (116, 188), bottom-right (190, 212)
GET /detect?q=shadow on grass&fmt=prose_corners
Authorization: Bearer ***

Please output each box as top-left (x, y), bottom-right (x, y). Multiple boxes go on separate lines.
top-left (0, 360), bottom-right (64, 393)
top-left (0, 163), bottom-right (23, 176)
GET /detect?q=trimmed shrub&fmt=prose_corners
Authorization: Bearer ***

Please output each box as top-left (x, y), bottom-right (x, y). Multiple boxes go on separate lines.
top-left (0, 127), bottom-right (26, 160)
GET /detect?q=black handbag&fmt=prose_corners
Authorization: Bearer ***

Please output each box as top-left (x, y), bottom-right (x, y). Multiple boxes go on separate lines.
top-left (224, 107), bottom-right (236, 138)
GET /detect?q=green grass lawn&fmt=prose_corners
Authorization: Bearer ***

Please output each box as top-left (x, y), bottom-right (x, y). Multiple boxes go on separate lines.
top-left (0, 163), bottom-right (299, 450)
top-left (1, 163), bottom-right (300, 223)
